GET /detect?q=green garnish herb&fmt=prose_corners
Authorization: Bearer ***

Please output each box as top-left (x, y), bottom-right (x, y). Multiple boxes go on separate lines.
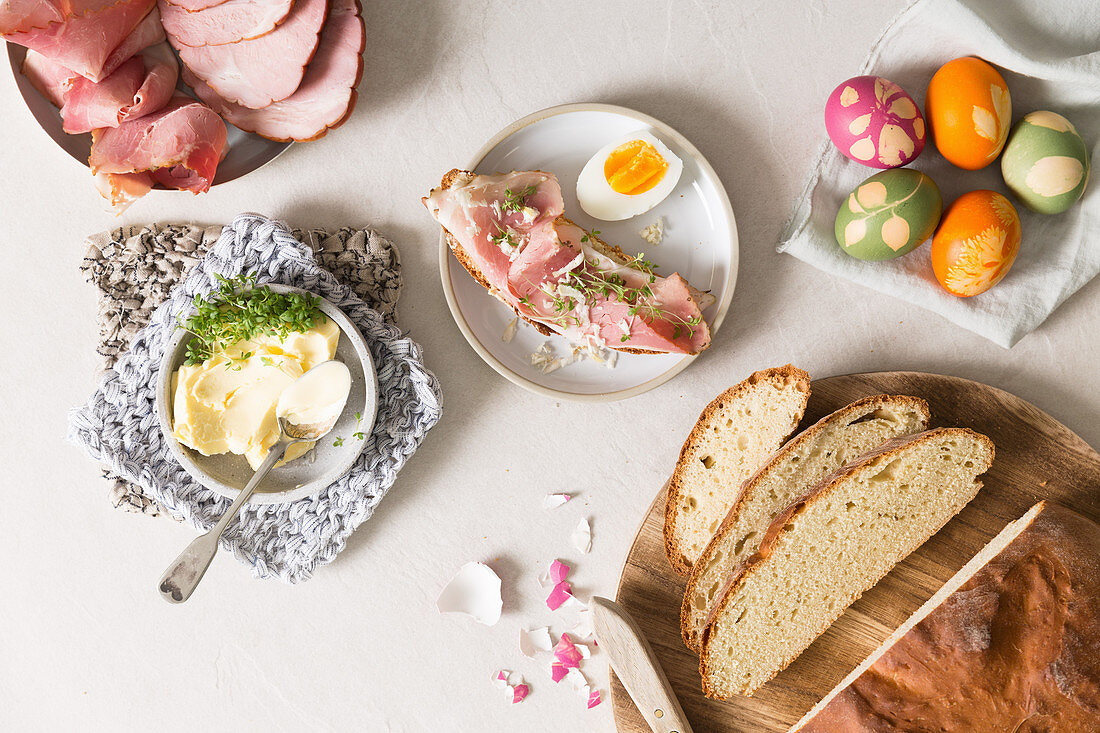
top-left (178, 274), bottom-right (326, 365)
top-left (541, 253), bottom-right (700, 342)
top-left (580, 229), bottom-right (600, 243)
top-left (501, 185), bottom-right (536, 213)
top-left (260, 356), bottom-right (275, 367)
top-left (333, 436), bottom-right (344, 447)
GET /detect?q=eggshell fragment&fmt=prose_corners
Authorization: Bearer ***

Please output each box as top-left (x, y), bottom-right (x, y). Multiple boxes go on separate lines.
top-left (520, 627), bottom-right (553, 659)
top-left (571, 608), bottom-right (595, 640)
top-left (564, 667), bottom-right (589, 694)
top-left (437, 562), bottom-right (502, 626)
top-left (543, 493), bottom-right (573, 509)
top-left (554, 633), bottom-right (585, 669)
top-left (545, 581), bottom-right (575, 611)
top-left (491, 670), bottom-right (529, 704)
top-left (572, 517), bottom-right (593, 554)
top-left (588, 689), bottom-right (603, 708)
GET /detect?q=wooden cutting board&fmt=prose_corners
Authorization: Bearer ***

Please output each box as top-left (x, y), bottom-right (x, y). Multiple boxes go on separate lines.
top-left (611, 371), bottom-right (1100, 733)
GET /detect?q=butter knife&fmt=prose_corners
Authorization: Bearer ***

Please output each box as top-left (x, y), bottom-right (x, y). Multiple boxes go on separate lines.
top-left (591, 596), bottom-right (694, 733)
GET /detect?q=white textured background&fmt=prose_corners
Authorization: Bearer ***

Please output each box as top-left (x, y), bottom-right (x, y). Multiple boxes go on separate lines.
top-left (1, 1), bottom-right (1097, 731)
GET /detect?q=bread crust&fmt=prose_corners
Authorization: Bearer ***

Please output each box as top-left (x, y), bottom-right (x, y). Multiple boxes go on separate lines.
top-left (679, 394), bottom-right (931, 652)
top-left (426, 169), bottom-right (707, 355)
top-left (663, 365), bottom-right (811, 575)
top-left (698, 427), bottom-right (995, 698)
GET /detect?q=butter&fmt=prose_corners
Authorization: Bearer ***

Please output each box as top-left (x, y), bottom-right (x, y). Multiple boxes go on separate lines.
top-left (173, 318), bottom-right (340, 470)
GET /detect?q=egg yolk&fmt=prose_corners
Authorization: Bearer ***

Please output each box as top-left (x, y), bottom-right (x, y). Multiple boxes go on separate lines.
top-left (603, 140), bottom-right (668, 195)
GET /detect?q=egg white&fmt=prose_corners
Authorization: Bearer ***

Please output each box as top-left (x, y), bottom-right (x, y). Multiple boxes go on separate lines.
top-left (576, 131), bottom-right (684, 221)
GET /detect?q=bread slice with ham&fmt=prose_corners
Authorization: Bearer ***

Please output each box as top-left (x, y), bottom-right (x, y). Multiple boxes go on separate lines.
top-left (182, 0), bottom-right (363, 142)
top-left (425, 169), bottom-right (715, 356)
top-left (158, 0), bottom-right (294, 47)
top-left (171, 0), bottom-right (326, 109)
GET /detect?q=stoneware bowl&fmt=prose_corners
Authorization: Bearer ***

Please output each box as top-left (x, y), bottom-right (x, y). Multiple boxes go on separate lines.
top-left (156, 285), bottom-right (377, 505)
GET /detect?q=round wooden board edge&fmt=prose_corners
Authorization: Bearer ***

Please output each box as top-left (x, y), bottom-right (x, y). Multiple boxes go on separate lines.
top-left (608, 369), bottom-right (1100, 733)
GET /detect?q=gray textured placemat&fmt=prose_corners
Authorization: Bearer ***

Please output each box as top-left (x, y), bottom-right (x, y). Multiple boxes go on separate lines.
top-left (80, 221), bottom-right (402, 515)
top-left (69, 213), bottom-right (442, 582)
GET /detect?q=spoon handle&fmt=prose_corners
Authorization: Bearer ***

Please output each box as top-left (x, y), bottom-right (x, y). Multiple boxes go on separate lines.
top-left (157, 442), bottom-right (290, 603)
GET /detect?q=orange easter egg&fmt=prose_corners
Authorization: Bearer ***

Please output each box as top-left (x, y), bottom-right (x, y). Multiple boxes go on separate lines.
top-left (925, 57), bottom-right (1012, 170)
top-left (931, 190), bottom-right (1021, 297)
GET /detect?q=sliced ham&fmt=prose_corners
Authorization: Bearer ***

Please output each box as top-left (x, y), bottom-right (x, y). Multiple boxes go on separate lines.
top-left (97, 4), bottom-right (164, 75)
top-left (3, 0), bottom-right (155, 81)
top-left (161, 0), bottom-right (226, 10)
top-left (172, 0), bottom-right (326, 109)
top-left (93, 170), bottom-right (154, 213)
top-left (181, 0), bottom-right (362, 142)
top-left (20, 47), bottom-right (77, 105)
top-left (424, 171), bottom-right (712, 355)
top-left (0, 0), bottom-right (118, 35)
top-left (62, 43), bottom-right (177, 132)
top-left (22, 42), bottom-right (177, 133)
top-left (158, 0), bottom-right (294, 47)
top-left (90, 96), bottom-right (227, 194)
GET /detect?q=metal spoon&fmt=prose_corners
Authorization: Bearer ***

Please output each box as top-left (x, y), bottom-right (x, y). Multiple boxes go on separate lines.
top-left (158, 362), bottom-right (351, 603)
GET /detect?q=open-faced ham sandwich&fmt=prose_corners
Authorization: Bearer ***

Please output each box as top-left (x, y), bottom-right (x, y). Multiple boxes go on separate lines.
top-left (424, 169), bottom-right (714, 356)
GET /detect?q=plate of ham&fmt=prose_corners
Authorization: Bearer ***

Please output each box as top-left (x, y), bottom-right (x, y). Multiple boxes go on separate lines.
top-left (3, 0), bottom-right (364, 213)
top-left (427, 103), bottom-right (738, 402)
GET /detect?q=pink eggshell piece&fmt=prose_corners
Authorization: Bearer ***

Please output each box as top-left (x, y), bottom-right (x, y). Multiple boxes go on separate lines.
top-left (825, 75), bottom-right (926, 169)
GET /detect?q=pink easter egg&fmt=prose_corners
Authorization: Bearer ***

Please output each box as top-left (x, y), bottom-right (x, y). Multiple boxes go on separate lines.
top-left (825, 75), bottom-right (926, 168)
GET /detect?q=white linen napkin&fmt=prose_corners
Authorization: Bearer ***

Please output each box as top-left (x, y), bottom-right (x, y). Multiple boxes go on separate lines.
top-left (778, 0), bottom-right (1100, 348)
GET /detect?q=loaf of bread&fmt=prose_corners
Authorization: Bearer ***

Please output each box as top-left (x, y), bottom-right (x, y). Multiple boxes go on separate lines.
top-left (793, 500), bottom-right (1100, 732)
top-left (680, 395), bottom-right (931, 653)
top-left (663, 366), bottom-right (811, 575)
top-left (700, 427), bottom-right (994, 698)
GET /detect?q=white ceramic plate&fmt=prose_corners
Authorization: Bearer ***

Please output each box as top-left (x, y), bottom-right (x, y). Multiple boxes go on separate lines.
top-left (439, 103), bottom-right (738, 402)
top-left (6, 42), bottom-right (290, 185)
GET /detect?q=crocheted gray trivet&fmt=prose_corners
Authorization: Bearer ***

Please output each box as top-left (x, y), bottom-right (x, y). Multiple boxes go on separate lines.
top-left (80, 221), bottom-right (402, 515)
top-left (68, 213), bottom-right (443, 583)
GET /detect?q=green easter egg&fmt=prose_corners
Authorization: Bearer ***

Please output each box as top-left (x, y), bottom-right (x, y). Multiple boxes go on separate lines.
top-left (834, 169), bottom-right (943, 261)
top-left (1001, 111), bottom-right (1090, 215)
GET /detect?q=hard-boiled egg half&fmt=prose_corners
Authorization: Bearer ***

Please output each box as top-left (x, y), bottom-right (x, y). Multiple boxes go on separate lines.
top-left (576, 132), bottom-right (683, 221)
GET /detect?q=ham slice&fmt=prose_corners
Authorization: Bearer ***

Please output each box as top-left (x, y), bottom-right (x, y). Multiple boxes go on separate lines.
top-left (22, 42), bottom-right (177, 133)
top-left (20, 47), bottom-right (76, 105)
top-left (158, 0), bottom-right (294, 47)
top-left (172, 0), bottom-right (326, 109)
top-left (3, 0), bottom-right (155, 81)
top-left (181, 0), bottom-right (362, 142)
top-left (161, 0), bottom-right (225, 10)
top-left (424, 171), bottom-right (712, 355)
top-left (0, 0), bottom-right (118, 35)
top-left (90, 96), bottom-right (227, 194)
top-left (93, 170), bottom-right (154, 213)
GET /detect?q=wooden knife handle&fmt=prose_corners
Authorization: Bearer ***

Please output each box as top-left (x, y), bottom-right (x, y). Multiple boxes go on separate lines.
top-left (592, 597), bottom-right (693, 733)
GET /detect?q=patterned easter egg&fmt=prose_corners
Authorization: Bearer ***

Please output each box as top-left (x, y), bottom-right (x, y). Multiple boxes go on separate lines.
top-left (834, 168), bottom-right (943, 261)
top-left (931, 190), bottom-right (1021, 297)
top-left (825, 75), bottom-right (926, 168)
top-left (1001, 111), bottom-right (1090, 215)
top-left (925, 57), bottom-right (1012, 170)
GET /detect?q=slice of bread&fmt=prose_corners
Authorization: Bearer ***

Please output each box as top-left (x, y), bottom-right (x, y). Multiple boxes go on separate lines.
top-left (793, 501), bottom-right (1100, 732)
top-left (699, 427), bottom-right (995, 698)
top-left (680, 395), bottom-right (931, 652)
top-left (663, 366), bottom-right (811, 575)
top-left (429, 169), bottom-right (715, 355)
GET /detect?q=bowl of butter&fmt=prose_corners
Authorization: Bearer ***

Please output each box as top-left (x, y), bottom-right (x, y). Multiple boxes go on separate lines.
top-left (156, 280), bottom-right (377, 504)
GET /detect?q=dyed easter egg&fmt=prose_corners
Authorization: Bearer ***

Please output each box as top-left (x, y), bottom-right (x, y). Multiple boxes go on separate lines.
top-left (1001, 111), bottom-right (1090, 214)
top-left (925, 57), bottom-right (1011, 170)
top-left (931, 190), bottom-right (1021, 297)
top-left (825, 75), bottom-right (926, 168)
top-left (834, 168), bottom-right (942, 261)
